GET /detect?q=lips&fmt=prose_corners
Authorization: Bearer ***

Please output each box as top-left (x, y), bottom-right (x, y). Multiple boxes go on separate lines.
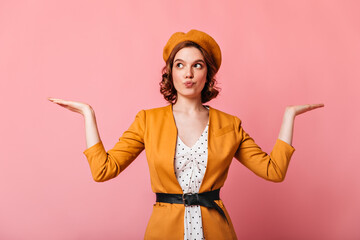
top-left (184, 81), bottom-right (194, 87)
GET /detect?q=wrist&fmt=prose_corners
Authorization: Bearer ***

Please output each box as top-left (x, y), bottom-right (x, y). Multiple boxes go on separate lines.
top-left (82, 106), bottom-right (95, 117)
top-left (284, 107), bottom-right (296, 119)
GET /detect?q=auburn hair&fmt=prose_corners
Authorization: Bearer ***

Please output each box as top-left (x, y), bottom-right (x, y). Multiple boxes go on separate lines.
top-left (159, 41), bottom-right (220, 104)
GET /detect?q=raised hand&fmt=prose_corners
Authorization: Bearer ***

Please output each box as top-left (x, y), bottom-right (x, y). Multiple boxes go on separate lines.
top-left (48, 97), bottom-right (101, 148)
top-left (278, 103), bottom-right (325, 146)
top-left (285, 104), bottom-right (325, 117)
top-left (47, 97), bottom-right (93, 116)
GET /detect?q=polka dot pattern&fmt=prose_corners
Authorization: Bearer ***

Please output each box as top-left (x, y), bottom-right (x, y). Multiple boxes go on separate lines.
top-left (174, 121), bottom-right (209, 240)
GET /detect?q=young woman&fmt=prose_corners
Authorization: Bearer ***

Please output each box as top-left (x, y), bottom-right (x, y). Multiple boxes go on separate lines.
top-left (48, 29), bottom-right (324, 240)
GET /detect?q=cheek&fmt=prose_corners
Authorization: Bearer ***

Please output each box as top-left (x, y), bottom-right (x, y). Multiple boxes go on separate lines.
top-left (171, 70), bottom-right (181, 89)
top-left (172, 70), bottom-right (179, 82)
top-left (198, 70), bottom-right (207, 84)
top-left (200, 79), bottom-right (207, 91)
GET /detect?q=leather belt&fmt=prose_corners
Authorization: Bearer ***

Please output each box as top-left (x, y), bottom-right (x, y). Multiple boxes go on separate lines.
top-left (155, 188), bottom-right (228, 224)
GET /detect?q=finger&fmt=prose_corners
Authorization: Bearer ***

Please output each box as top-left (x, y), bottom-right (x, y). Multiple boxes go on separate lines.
top-left (48, 97), bottom-right (63, 101)
top-left (298, 104), bottom-right (324, 114)
top-left (52, 99), bottom-right (69, 105)
top-left (48, 98), bottom-right (66, 104)
top-left (54, 102), bottom-right (68, 107)
top-left (51, 100), bottom-right (70, 107)
top-left (309, 103), bottom-right (325, 109)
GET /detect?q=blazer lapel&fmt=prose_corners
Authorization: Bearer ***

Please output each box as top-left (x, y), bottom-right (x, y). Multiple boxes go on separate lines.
top-left (199, 105), bottom-right (213, 193)
top-left (157, 104), bottom-right (183, 193)
top-left (157, 104), bottom-right (218, 194)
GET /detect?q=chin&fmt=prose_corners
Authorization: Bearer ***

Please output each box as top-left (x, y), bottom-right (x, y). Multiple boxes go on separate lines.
top-left (178, 93), bottom-right (202, 100)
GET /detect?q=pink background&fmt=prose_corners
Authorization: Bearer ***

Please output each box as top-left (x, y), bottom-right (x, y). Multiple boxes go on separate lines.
top-left (1, 0), bottom-right (359, 239)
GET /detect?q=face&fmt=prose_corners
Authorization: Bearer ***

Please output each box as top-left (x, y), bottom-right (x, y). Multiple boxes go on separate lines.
top-left (172, 46), bottom-right (207, 101)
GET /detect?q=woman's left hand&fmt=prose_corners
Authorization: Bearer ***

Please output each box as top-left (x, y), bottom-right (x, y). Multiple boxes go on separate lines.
top-left (278, 103), bottom-right (325, 145)
top-left (285, 104), bottom-right (325, 117)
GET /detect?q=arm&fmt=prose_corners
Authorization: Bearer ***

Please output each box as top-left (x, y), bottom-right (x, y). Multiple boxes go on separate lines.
top-left (48, 97), bottom-right (145, 182)
top-left (83, 110), bottom-right (146, 182)
top-left (234, 103), bottom-right (324, 182)
top-left (83, 107), bottom-right (101, 149)
top-left (234, 125), bottom-right (295, 182)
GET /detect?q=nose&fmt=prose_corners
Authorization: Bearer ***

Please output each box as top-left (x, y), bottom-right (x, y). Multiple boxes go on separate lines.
top-left (185, 66), bottom-right (194, 79)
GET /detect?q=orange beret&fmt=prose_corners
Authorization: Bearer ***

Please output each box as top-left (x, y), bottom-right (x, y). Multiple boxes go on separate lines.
top-left (163, 29), bottom-right (222, 72)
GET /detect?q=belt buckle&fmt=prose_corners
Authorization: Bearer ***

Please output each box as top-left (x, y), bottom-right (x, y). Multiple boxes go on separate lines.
top-left (182, 193), bottom-right (190, 206)
top-left (182, 192), bottom-right (199, 206)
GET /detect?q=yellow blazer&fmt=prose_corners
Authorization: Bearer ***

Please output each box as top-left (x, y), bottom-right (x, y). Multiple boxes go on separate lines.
top-left (83, 104), bottom-right (295, 239)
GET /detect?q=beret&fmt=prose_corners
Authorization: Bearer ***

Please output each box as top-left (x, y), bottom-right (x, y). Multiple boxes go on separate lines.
top-left (163, 29), bottom-right (222, 72)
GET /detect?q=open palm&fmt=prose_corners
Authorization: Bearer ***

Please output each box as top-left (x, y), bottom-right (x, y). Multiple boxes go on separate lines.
top-left (48, 97), bottom-right (92, 115)
top-left (286, 104), bottom-right (324, 117)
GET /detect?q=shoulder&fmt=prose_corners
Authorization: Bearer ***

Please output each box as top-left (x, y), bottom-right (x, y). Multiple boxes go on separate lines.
top-left (134, 105), bottom-right (170, 116)
top-left (209, 106), bottom-right (242, 126)
top-left (209, 106), bottom-right (235, 118)
top-left (130, 105), bottom-right (171, 131)
top-left (143, 105), bottom-right (170, 114)
top-left (140, 105), bottom-right (171, 120)
top-left (133, 105), bottom-right (172, 124)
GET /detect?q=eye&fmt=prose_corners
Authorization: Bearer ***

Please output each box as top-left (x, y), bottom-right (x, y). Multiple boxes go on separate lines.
top-left (194, 63), bottom-right (203, 69)
top-left (176, 63), bottom-right (183, 68)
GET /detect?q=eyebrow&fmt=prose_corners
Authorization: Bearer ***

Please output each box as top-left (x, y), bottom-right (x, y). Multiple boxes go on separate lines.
top-left (174, 59), bottom-right (205, 64)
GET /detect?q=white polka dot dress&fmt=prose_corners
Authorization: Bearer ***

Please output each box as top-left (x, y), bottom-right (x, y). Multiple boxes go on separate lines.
top-left (174, 120), bottom-right (209, 240)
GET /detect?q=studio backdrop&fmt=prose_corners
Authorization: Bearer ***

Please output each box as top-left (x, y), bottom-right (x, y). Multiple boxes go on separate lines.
top-left (0, 0), bottom-right (359, 239)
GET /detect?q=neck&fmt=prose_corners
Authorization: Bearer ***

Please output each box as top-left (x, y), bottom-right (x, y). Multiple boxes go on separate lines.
top-left (172, 96), bottom-right (206, 113)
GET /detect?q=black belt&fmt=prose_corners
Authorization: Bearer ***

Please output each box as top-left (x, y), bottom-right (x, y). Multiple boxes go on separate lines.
top-left (156, 188), bottom-right (228, 224)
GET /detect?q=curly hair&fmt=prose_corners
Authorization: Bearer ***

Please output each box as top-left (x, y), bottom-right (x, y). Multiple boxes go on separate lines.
top-left (159, 41), bottom-right (220, 104)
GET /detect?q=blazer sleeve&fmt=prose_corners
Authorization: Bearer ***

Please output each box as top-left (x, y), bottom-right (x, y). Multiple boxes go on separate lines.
top-left (233, 116), bottom-right (295, 182)
top-left (83, 110), bottom-right (146, 182)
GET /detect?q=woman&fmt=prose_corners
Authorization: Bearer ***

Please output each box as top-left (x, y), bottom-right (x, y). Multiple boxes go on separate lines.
top-left (48, 29), bottom-right (324, 240)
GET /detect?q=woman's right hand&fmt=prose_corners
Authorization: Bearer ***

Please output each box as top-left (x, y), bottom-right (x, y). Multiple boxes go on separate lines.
top-left (48, 97), bottom-right (93, 116)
